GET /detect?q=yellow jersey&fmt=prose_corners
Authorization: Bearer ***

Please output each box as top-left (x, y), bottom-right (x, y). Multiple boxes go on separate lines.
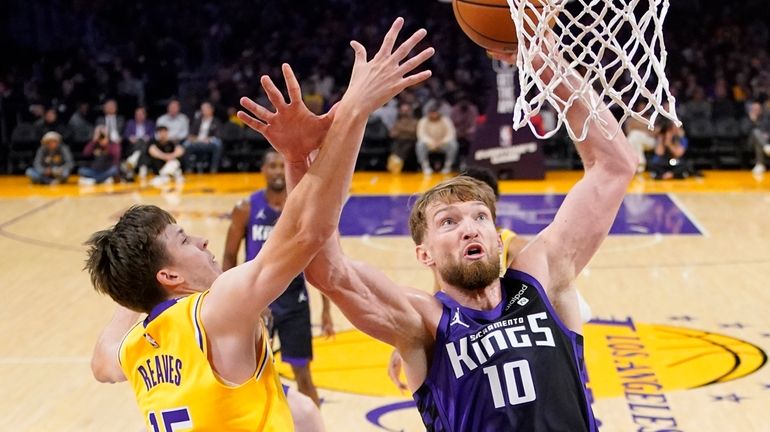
top-left (499, 227), bottom-right (517, 270)
top-left (119, 292), bottom-right (293, 432)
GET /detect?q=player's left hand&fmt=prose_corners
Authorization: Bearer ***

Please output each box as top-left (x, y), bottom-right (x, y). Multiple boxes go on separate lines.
top-left (321, 308), bottom-right (335, 339)
top-left (238, 63), bottom-right (337, 163)
top-left (387, 349), bottom-right (408, 392)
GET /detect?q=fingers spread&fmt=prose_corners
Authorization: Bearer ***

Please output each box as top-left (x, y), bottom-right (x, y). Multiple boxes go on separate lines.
top-left (239, 96), bottom-right (275, 122)
top-left (392, 28), bottom-right (428, 63)
top-left (281, 63), bottom-right (302, 104)
top-left (400, 69), bottom-right (433, 91)
top-left (398, 47), bottom-right (435, 76)
top-left (236, 110), bottom-right (266, 134)
top-left (261, 75), bottom-right (287, 110)
top-left (374, 17), bottom-right (404, 59)
top-left (350, 40), bottom-right (368, 65)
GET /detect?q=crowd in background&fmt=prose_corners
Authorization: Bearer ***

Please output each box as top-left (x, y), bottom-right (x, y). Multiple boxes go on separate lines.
top-left (2, 0), bottom-right (770, 180)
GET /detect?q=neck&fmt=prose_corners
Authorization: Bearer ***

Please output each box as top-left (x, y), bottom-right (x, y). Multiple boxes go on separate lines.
top-left (438, 277), bottom-right (502, 311)
top-left (265, 188), bottom-right (287, 210)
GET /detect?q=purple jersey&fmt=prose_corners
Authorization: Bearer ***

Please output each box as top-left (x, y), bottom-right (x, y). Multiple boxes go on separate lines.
top-left (246, 190), bottom-right (307, 315)
top-left (413, 269), bottom-right (596, 432)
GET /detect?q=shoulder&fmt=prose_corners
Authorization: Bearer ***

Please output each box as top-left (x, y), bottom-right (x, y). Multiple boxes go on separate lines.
top-left (233, 198), bottom-right (251, 214)
top-left (406, 289), bottom-right (444, 339)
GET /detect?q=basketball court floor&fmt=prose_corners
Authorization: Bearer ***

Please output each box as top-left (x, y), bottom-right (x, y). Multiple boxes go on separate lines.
top-left (1, 170), bottom-right (769, 431)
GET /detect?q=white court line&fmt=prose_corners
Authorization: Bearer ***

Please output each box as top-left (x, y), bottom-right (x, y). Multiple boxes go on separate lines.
top-left (0, 356), bottom-right (89, 365)
top-left (667, 193), bottom-right (710, 237)
top-left (360, 234), bottom-right (414, 255)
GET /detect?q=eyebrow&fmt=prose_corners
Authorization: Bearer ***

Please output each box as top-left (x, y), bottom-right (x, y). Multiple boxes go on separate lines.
top-left (432, 206), bottom-right (455, 219)
top-left (433, 201), bottom-right (487, 217)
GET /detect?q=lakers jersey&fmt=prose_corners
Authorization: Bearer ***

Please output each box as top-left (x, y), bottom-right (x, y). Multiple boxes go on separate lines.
top-left (414, 269), bottom-right (596, 431)
top-left (119, 292), bottom-right (293, 431)
top-left (499, 228), bottom-right (516, 270)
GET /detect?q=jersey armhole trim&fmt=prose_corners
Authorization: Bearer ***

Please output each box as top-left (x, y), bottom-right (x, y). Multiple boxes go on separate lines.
top-left (117, 321), bottom-right (144, 368)
top-left (192, 292), bottom-right (208, 354)
top-left (253, 324), bottom-right (271, 382)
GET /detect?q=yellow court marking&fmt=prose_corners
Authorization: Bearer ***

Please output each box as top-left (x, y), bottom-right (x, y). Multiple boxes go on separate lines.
top-left (277, 322), bottom-right (767, 399)
top-left (1, 170), bottom-right (769, 199)
top-left (2, 170), bottom-right (769, 431)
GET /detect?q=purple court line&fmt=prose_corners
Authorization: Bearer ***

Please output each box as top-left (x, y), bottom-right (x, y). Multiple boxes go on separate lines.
top-left (0, 199), bottom-right (83, 252)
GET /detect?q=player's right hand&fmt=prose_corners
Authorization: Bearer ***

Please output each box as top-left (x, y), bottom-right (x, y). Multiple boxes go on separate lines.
top-left (342, 17), bottom-right (435, 115)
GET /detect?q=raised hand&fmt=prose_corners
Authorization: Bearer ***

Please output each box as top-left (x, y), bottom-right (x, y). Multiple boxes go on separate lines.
top-left (341, 17), bottom-right (435, 115)
top-left (237, 64), bottom-right (336, 162)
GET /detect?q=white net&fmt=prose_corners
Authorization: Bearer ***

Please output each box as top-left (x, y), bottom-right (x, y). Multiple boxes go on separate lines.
top-left (507, 0), bottom-right (681, 141)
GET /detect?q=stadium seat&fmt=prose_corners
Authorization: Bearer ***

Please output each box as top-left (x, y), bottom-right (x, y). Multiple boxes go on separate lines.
top-left (7, 123), bottom-right (39, 174)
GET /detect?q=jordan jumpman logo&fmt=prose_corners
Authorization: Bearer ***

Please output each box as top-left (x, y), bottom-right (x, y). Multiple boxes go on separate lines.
top-left (450, 308), bottom-right (469, 328)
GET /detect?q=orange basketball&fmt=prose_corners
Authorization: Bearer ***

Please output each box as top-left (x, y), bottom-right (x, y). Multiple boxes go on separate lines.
top-left (452, 0), bottom-right (550, 52)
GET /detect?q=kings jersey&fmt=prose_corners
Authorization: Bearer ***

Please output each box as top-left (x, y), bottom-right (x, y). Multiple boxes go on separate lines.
top-left (246, 190), bottom-right (307, 315)
top-left (119, 292), bottom-right (293, 431)
top-left (414, 269), bottom-right (597, 432)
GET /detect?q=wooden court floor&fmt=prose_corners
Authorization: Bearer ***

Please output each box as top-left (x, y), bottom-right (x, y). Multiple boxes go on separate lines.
top-left (1, 171), bottom-right (769, 431)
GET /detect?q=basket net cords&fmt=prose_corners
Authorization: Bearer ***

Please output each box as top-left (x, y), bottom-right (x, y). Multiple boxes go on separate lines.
top-left (507, 0), bottom-right (681, 141)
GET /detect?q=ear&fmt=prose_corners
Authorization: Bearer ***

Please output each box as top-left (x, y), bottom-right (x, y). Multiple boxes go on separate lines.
top-left (415, 243), bottom-right (435, 268)
top-left (497, 232), bottom-right (504, 257)
top-left (156, 267), bottom-right (185, 293)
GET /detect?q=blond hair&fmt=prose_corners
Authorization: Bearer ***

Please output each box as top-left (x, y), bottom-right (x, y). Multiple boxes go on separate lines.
top-left (408, 176), bottom-right (496, 244)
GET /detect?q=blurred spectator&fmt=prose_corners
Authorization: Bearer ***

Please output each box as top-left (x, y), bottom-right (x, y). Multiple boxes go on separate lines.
top-left (35, 108), bottom-right (72, 142)
top-left (450, 97), bottom-right (479, 171)
top-left (117, 69), bottom-right (145, 108)
top-left (746, 101), bottom-right (770, 174)
top-left (711, 80), bottom-right (737, 120)
top-left (123, 106), bottom-right (156, 178)
top-left (416, 101), bottom-right (458, 175)
top-left (78, 125), bottom-right (121, 185)
top-left (68, 103), bottom-right (93, 130)
top-left (96, 99), bottom-right (125, 144)
top-left (184, 102), bottom-right (223, 173)
top-left (387, 102), bottom-right (419, 174)
top-left (148, 126), bottom-right (185, 186)
top-left (227, 107), bottom-right (245, 127)
top-left (625, 101), bottom-right (657, 173)
top-left (25, 131), bottom-right (74, 185)
top-left (157, 99), bottom-right (190, 143)
top-left (650, 119), bottom-right (692, 179)
top-left (373, 99), bottom-right (398, 131)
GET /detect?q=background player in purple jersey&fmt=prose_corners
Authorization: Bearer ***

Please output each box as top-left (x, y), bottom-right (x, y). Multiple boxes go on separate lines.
top-left (222, 148), bottom-right (335, 406)
top-left (267, 40), bottom-right (637, 430)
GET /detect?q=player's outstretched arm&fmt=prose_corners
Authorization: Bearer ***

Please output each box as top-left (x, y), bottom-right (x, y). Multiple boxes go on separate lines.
top-left (201, 18), bottom-right (434, 383)
top-left (91, 305), bottom-right (140, 383)
top-left (512, 40), bottom-right (636, 325)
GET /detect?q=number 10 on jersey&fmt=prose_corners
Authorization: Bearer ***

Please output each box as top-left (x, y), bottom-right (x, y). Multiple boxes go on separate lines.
top-left (483, 359), bottom-right (536, 408)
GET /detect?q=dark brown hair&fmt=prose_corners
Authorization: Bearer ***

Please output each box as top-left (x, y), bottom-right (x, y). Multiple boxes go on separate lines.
top-left (408, 176), bottom-right (497, 245)
top-left (84, 205), bottom-right (175, 313)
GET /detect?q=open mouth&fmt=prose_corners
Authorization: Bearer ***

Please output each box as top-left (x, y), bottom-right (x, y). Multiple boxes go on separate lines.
top-left (463, 244), bottom-right (485, 259)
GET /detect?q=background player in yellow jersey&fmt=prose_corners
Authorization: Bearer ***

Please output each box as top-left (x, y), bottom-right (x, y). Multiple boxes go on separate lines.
top-left (88, 18), bottom-right (435, 431)
top-left (386, 166), bottom-right (593, 391)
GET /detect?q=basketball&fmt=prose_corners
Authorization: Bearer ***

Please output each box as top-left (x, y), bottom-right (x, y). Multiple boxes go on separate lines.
top-left (452, 0), bottom-right (549, 52)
